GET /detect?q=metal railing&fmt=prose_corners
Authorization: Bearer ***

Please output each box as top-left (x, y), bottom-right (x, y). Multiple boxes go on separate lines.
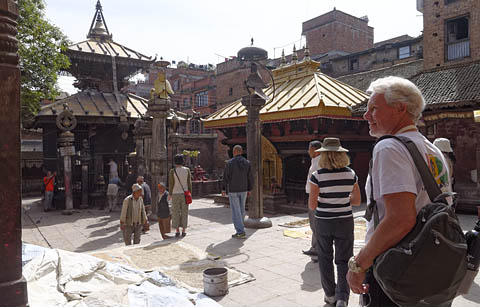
top-left (447, 40), bottom-right (470, 60)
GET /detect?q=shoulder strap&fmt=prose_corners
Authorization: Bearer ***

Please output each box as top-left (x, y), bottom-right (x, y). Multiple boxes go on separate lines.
top-left (366, 159), bottom-right (380, 228)
top-left (377, 135), bottom-right (442, 202)
top-left (173, 167), bottom-right (186, 192)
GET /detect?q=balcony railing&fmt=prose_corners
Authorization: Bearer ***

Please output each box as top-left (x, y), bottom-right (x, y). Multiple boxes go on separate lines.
top-left (447, 40), bottom-right (470, 60)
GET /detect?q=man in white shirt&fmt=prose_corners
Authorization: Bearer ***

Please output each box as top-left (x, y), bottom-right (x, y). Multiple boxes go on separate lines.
top-left (303, 140), bottom-right (322, 258)
top-left (346, 76), bottom-right (451, 307)
top-left (107, 159), bottom-right (118, 179)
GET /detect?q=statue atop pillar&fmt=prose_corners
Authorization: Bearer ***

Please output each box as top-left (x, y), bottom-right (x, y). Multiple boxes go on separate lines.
top-left (150, 65), bottom-right (174, 100)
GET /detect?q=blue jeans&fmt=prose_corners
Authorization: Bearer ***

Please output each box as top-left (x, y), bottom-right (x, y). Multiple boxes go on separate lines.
top-left (44, 191), bottom-right (54, 210)
top-left (228, 192), bottom-right (247, 234)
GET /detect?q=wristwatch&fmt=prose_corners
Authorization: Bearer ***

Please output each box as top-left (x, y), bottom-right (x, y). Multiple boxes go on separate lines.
top-left (348, 256), bottom-right (367, 273)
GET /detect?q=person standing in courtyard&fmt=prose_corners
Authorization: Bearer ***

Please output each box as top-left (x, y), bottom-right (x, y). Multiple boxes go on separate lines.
top-left (119, 183), bottom-right (148, 245)
top-left (106, 176), bottom-right (122, 212)
top-left (434, 137), bottom-right (455, 192)
top-left (43, 170), bottom-right (56, 212)
top-left (157, 182), bottom-right (172, 240)
top-left (137, 176), bottom-right (152, 233)
top-left (222, 145), bottom-right (253, 239)
top-left (303, 140), bottom-right (322, 259)
top-left (309, 137), bottom-right (361, 307)
top-left (346, 76), bottom-right (451, 306)
top-left (168, 154), bottom-right (192, 237)
top-left (107, 158), bottom-right (118, 179)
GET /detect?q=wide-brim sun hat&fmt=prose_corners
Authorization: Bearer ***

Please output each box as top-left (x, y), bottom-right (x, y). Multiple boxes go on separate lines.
top-left (433, 138), bottom-right (453, 153)
top-left (315, 137), bottom-right (349, 152)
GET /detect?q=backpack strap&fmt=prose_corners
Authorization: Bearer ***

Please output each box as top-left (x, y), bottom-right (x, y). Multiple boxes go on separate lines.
top-left (377, 135), bottom-right (443, 202)
top-left (365, 159), bottom-right (380, 229)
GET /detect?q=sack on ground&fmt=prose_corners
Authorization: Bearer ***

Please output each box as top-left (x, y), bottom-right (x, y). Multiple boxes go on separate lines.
top-left (373, 201), bottom-right (467, 307)
top-left (184, 191), bottom-right (192, 204)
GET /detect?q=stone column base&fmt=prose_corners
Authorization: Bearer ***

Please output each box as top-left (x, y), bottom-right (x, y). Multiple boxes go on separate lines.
top-left (0, 277), bottom-right (28, 307)
top-left (244, 216), bottom-right (272, 229)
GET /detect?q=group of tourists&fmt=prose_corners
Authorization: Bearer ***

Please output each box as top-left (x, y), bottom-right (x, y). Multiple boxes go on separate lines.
top-left (300, 76), bottom-right (458, 307)
top-left (119, 153), bottom-right (193, 245)
top-left (41, 75), bottom-right (465, 306)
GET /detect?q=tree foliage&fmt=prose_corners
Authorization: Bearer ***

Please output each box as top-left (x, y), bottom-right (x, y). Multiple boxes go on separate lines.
top-left (18, 0), bottom-right (70, 125)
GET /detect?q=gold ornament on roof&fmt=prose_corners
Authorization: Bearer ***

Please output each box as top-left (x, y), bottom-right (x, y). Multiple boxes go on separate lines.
top-left (150, 70), bottom-right (174, 99)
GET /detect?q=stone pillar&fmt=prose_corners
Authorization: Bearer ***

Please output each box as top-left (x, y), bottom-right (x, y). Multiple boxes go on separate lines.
top-left (59, 131), bottom-right (75, 214)
top-left (0, 1), bottom-right (28, 305)
top-left (242, 95), bottom-right (272, 229)
top-left (147, 97), bottom-right (169, 217)
top-left (134, 135), bottom-right (145, 177)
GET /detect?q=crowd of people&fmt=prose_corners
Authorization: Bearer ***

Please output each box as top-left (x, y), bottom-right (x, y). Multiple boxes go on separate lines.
top-left (40, 75), bottom-right (459, 306)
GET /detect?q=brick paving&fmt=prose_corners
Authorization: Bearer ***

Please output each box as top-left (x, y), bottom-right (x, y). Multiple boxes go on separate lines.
top-left (22, 197), bottom-right (480, 307)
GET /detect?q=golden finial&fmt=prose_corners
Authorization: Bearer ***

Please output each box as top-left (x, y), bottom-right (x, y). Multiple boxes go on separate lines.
top-left (304, 44), bottom-right (311, 61)
top-left (292, 45), bottom-right (298, 63)
top-left (280, 49), bottom-right (286, 66)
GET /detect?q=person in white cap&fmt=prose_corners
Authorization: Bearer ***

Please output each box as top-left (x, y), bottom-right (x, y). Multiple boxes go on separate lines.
top-left (433, 138), bottom-right (455, 191)
top-left (119, 183), bottom-right (148, 245)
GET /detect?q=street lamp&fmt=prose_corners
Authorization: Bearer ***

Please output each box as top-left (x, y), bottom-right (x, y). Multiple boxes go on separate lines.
top-left (237, 39), bottom-right (272, 229)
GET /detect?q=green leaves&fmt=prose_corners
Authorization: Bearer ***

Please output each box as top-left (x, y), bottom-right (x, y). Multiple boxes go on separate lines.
top-left (18, 0), bottom-right (71, 125)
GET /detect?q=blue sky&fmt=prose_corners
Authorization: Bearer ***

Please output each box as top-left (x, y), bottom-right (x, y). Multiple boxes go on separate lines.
top-left (45, 0), bottom-right (423, 66)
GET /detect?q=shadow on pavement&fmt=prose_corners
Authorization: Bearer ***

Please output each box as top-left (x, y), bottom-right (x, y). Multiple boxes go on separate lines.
top-left (205, 231), bottom-right (257, 260)
top-left (300, 260), bottom-right (323, 291)
top-left (187, 205), bottom-right (233, 225)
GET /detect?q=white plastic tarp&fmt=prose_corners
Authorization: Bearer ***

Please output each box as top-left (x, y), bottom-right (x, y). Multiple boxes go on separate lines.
top-left (22, 244), bottom-right (221, 307)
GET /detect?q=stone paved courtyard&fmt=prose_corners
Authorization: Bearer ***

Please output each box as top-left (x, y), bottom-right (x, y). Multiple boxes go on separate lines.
top-left (22, 197), bottom-right (480, 307)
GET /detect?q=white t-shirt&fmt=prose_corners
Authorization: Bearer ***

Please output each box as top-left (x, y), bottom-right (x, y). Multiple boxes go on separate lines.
top-left (108, 160), bottom-right (118, 173)
top-left (305, 155), bottom-right (321, 194)
top-left (365, 131), bottom-right (451, 242)
top-left (172, 166), bottom-right (189, 195)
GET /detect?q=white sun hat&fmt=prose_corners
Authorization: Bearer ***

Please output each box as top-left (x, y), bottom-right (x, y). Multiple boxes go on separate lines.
top-left (433, 138), bottom-right (453, 153)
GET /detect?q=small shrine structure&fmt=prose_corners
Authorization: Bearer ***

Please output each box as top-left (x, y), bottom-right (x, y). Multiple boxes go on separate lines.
top-left (205, 48), bottom-right (373, 211)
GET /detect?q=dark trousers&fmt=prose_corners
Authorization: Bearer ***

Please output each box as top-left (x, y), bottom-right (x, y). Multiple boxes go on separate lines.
top-left (123, 224), bottom-right (142, 245)
top-left (315, 217), bottom-right (354, 302)
top-left (362, 269), bottom-right (398, 307)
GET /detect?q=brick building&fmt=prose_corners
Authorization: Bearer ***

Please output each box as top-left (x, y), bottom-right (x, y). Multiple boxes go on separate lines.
top-left (420, 0), bottom-right (480, 70)
top-left (324, 35), bottom-right (423, 78)
top-left (412, 0), bottom-right (480, 212)
top-left (302, 8), bottom-right (374, 59)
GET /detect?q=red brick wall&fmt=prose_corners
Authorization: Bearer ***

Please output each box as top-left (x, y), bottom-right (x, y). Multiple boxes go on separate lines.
top-left (302, 9), bottom-right (373, 56)
top-left (423, 0), bottom-right (480, 70)
top-left (423, 117), bottom-right (477, 183)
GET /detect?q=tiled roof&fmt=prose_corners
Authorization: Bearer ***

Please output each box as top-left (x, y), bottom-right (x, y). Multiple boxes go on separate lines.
top-left (37, 90), bottom-right (148, 119)
top-left (68, 40), bottom-right (152, 61)
top-left (412, 62), bottom-right (480, 109)
top-left (204, 60), bottom-right (368, 128)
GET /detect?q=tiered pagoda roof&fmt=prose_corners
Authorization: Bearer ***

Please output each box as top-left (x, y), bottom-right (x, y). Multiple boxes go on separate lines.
top-left (65, 1), bottom-right (154, 92)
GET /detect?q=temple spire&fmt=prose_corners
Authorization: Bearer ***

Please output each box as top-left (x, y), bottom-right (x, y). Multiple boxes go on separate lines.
top-left (87, 0), bottom-right (112, 40)
top-left (304, 44), bottom-right (311, 61)
top-left (292, 45), bottom-right (298, 63)
top-left (280, 49), bottom-right (286, 66)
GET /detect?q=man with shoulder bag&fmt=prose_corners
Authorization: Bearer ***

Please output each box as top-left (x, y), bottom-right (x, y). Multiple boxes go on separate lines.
top-left (347, 76), bottom-right (467, 307)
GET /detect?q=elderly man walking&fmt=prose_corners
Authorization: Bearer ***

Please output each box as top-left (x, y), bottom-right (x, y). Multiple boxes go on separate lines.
top-left (222, 145), bottom-right (253, 239)
top-left (120, 183), bottom-right (148, 245)
top-left (346, 76), bottom-right (452, 306)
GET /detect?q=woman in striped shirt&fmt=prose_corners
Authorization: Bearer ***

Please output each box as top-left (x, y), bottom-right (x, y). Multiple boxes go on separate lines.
top-left (308, 137), bottom-right (361, 307)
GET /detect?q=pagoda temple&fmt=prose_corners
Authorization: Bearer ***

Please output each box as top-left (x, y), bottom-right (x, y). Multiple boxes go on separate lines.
top-left (34, 1), bottom-right (160, 208)
top-left (205, 50), bottom-right (373, 210)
